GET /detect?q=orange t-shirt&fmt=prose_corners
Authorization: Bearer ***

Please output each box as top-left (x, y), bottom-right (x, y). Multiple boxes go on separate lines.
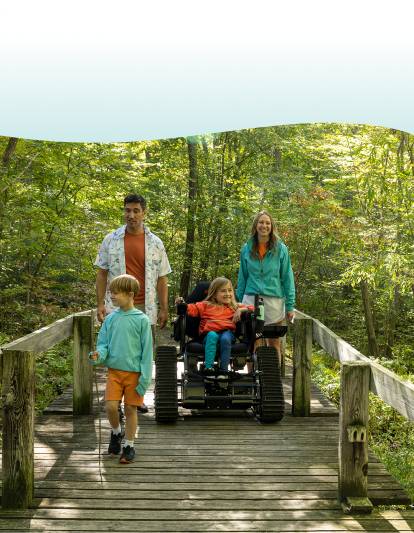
top-left (258, 242), bottom-right (269, 261)
top-left (124, 231), bottom-right (145, 303)
top-left (186, 301), bottom-right (254, 335)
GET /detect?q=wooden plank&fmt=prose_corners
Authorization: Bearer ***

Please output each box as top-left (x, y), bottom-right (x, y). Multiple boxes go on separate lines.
top-left (0, 508), bottom-right (394, 519)
top-left (5, 464), bottom-right (391, 473)
top-left (0, 508), bottom-right (404, 528)
top-left (25, 473), bottom-right (399, 484)
top-left (0, 517), bottom-right (411, 531)
top-left (12, 488), bottom-right (410, 504)
top-left (292, 318), bottom-right (312, 417)
top-left (27, 481), bottom-right (402, 490)
top-left (2, 350), bottom-right (36, 509)
top-left (31, 498), bottom-right (342, 510)
top-left (0, 310), bottom-right (98, 379)
top-left (0, 316), bottom-right (74, 359)
top-left (294, 309), bottom-right (414, 423)
top-left (1, 466), bottom-right (353, 475)
top-left (30, 436), bottom-right (341, 444)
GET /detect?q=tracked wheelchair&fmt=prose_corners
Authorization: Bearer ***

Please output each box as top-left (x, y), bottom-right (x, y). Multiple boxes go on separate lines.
top-left (154, 282), bottom-right (288, 423)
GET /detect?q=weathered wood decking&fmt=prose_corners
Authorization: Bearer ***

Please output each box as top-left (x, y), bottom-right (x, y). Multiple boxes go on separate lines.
top-left (0, 361), bottom-right (412, 531)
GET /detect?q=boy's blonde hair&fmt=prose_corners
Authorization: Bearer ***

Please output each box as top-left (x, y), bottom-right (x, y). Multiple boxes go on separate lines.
top-left (109, 274), bottom-right (140, 299)
top-left (203, 277), bottom-right (240, 311)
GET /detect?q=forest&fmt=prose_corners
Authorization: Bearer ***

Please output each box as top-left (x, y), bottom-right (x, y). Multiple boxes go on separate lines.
top-left (1, 124), bottom-right (414, 503)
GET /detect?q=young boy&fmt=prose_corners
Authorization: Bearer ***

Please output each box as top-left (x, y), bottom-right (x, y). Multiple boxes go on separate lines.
top-left (89, 274), bottom-right (153, 463)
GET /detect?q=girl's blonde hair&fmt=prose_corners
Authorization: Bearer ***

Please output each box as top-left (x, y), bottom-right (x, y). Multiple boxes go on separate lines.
top-left (203, 277), bottom-right (239, 311)
top-left (109, 274), bottom-right (140, 299)
top-left (250, 210), bottom-right (280, 260)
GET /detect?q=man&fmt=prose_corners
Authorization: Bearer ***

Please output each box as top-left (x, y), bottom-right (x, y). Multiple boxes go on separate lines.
top-left (95, 193), bottom-right (171, 412)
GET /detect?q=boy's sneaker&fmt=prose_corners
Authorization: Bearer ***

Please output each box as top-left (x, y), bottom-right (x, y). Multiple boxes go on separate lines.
top-left (108, 429), bottom-right (125, 455)
top-left (119, 445), bottom-right (135, 463)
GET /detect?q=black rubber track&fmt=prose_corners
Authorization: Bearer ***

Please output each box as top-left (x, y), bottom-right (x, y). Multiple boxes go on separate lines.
top-left (254, 346), bottom-right (284, 423)
top-left (154, 346), bottom-right (178, 423)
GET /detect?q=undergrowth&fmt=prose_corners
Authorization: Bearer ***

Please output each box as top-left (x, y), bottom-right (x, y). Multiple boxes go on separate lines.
top-left (35, 337), bottom-right (74, 414)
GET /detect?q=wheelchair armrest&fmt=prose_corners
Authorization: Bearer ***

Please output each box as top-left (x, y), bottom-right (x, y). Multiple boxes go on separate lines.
top-left (241, 310), bottom-right (254, 322)
top-left (177, 302), bottom-right (188, 316)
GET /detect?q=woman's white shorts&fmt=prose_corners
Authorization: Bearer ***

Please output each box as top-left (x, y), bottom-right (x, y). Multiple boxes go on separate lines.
top-left (241, 295), bottom-right (285, 325)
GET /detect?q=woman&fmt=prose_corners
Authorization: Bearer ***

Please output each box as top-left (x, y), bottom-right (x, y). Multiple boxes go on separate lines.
top-left (236, 211), bottom-right (295, 365)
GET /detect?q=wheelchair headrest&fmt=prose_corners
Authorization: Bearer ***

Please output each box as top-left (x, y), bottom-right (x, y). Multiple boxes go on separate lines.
top-left (187, 281), bottom-right (211, 304)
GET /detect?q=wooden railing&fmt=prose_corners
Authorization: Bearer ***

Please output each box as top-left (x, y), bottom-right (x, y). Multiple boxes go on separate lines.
top-left (1, 309), bottom-right (413, 512)
top-left (291, 311), bottom-right (414, 513)
top-left (0, 310), bottom-right (98, 509)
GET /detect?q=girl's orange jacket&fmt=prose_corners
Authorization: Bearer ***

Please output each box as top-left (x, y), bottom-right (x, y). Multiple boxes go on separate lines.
top-left (186, 302), bottom-right (254, 335)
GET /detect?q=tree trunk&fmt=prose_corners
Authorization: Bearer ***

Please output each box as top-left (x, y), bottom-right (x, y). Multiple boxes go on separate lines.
top-left (179, 141), bottom-right (198, 300)
top-left (360, 279), bottom-right (380, 359)
top-left (0, 137), bottom-right (19, 243)
top-left (385, 284), bottom-right (402, 359)
top-left (196, 138), bottom-right (211, 283)
top-left (1, 137), bottom-right (19, 169)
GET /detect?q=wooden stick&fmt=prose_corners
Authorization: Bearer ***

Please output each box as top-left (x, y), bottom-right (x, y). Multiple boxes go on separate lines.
top-left (2, 349), bottom-right (35, 508)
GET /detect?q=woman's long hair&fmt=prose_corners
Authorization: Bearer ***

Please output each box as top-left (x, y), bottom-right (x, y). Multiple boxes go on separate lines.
top-left (203, 277), bottom-right (239, 311)
top-left (249, 211), bottom-right (280, 260)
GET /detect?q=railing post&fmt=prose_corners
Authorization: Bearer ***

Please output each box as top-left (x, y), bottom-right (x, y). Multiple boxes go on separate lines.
top-left (73, 315), bottom-right (93, 415)
top-left (280, 318), bottom-right (286, 378)
top-left (2, 349), bottom-right (35, 508)
top-left (292, 317), bottom-right (312, 416)
top-left (338, 361), bottom-right (373, 513)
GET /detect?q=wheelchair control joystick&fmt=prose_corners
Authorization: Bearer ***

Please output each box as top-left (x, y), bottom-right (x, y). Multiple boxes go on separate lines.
top-left (177, 302), bottom-right (188, 315)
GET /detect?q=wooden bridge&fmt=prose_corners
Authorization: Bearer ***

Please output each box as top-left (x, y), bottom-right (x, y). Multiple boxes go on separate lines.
top-left (0, 310), bottom-right (413, 532)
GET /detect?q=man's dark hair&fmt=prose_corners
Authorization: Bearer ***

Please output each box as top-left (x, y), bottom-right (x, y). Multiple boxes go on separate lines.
top-left (124, 194), bottom-right (146, 210)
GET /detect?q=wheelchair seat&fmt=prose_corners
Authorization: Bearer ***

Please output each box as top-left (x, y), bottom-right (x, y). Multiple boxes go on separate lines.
top-left (186, 341), bottom-right (248, 355)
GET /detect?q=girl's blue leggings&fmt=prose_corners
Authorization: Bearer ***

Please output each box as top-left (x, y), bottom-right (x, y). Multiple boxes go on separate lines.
top-left (202, 330), bottom-right (237, 370)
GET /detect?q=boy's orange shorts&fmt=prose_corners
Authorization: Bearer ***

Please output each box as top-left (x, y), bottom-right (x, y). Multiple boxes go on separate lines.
top-left (105, 368), bottom-right (144, 406)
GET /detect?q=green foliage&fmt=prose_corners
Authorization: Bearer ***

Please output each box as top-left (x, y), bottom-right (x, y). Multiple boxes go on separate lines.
top-left (35, 339), bottom-right (74, 414)
top-left (311, 349), bottom-right (341, 407)
top-left (0, 332), bottom-right (10, 346)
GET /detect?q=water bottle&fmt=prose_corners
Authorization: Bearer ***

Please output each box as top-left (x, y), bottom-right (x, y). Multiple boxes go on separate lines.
top-left (258, 297), bottom-right (265, 322)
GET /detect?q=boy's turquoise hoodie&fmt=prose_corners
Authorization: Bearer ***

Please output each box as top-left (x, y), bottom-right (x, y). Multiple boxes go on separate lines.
top-left (88, 308), bottom-right (153, 397)
top-left (236, 238), bottom-right (295, 311)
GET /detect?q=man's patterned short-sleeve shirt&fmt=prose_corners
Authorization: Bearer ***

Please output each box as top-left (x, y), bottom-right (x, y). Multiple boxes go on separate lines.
top-left (95, 223), bottom-right (171, 324)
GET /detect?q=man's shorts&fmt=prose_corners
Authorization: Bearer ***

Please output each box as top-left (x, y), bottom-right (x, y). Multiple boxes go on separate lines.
top-left (134, 302), bottom-right (156, 345)
top-left (105, 368), bottom-right (144, 406)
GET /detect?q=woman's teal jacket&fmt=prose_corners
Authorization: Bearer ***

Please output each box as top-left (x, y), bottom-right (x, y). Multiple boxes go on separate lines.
top-left (236, 237), bottom-right (295, 311)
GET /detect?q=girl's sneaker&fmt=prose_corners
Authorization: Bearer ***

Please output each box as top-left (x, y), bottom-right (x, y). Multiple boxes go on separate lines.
top-left (108, 430), bottom-right (125, 455)
top-left (119, 445), bottom-right (135, 463)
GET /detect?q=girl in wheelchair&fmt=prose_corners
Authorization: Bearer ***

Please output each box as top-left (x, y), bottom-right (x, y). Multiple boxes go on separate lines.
top-left (175, 277), bottom-right (254, 376)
